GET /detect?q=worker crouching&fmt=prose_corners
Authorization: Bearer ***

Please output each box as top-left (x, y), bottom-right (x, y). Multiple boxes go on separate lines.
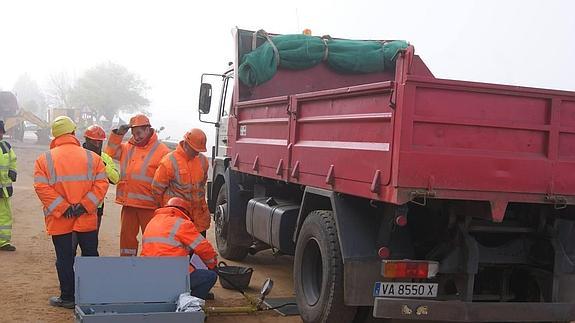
top-left (141, 197), bottom-right (218, 300)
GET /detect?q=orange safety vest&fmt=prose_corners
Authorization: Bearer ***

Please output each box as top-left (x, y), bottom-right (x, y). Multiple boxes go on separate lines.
top-left (105, 131), bottom-right (170, 209)
top-left (152, 142), bottom-right (210, 232)
top-left (141, 206), bottom-right (217, 272)
top-left (33, 134), bottom-right (109, 235)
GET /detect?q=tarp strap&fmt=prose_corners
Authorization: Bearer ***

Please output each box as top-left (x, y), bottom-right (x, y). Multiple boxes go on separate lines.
top-left (252, 29), bottom-right (280, 67)
top-left (322, 38), bottom-right (329, 61)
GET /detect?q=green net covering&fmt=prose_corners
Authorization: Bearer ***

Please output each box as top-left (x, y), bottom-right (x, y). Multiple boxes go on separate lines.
top-left (238, 33), bottom-right (408, 87)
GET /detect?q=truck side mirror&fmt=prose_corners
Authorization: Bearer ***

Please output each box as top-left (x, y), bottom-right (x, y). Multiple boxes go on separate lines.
top-left (199, 83), bottom-right (212, 114)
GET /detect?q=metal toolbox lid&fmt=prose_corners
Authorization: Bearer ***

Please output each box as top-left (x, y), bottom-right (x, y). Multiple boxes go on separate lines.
top-left (75, 256), bottom-right (190, 305)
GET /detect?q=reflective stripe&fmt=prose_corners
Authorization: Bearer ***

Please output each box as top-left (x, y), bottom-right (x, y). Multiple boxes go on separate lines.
top-left (45, 152), bottom-right (56, 185)
top-left (204, 258), bottom-right (216, 264)
top-left (142, 236), bottom-right (183, 248)
top-left (0, 141), bottom-right (8, 154)
top-left (34, 175), bottom-right (48, 184)
top-left (0, 183), bottom-right (13, 188)
top-left (170, 154), bottom-right (180, 183)
top-left (55, 175), bottom-right (93, 182)
top-left (127, 193), bottom-right (155, 202)
top-left (87, 192), bottom-right (99, 206)
top-left (187, 236), bottom-right (205, 251)
top-left (108, 142), bottom-right (119, 150)
top-left (142, 218), bottom-right (187, 249)
top-left (127, 141), bottom-right (161, 183)
top-left (0, 165), bottom-right (11, 170)
top-left (166, 189), bottom-right (188, 199)
top-left (95, 172), bottom-right (107, 180)
top-left (0, 225), bottom-right (12, 230)
top-left (172, 181), bottom-right (192, 190)
top-left (44, 196), bottom-right (64, 216)
top-left (140, 141), bottom-right (161, 176)
top-left (120, 248), bottom-right (137, 255)
top-left (43, 150), bottom-right (97, 184)
top-left (152, 181), bottom-right (168, 190)
top-left (86, 150), bottom-right (94, 180)
top-left (120, 147), bottom-right (135, 180)
top-left (131, 174), bottom-right (153, 183)
top-left (119, 141), bottom-right (164, 185)
top-left (0, 234), bottom-right (11, 240)
top-left (169, 218), bottom-right (184, 239)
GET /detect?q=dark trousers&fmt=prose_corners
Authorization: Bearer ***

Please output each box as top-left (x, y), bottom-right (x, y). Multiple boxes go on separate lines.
top-left (189, 269), bottom-right (217, 299)
top-left (52, 231), bottom-right (99, 301)
top-left (73, 211), bottom-right (102, 254)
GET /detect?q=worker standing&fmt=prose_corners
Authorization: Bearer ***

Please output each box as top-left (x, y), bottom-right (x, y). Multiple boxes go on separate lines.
top-left (82, 125), bottom-right (119, 231)
top-left (105, 114), bottom-right (170, 256)
top-left (152, 128), bottom-right (210, 236)
top-left (0, 121), bottom-right (17, 252)
top-left (141, 197), bottom-right (217, 300)
top-left (33, 116), bottom-right (109, 308)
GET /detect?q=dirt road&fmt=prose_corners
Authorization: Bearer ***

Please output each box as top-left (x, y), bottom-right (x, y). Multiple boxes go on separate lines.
top-left (0, 139), bottom-right (301, 322)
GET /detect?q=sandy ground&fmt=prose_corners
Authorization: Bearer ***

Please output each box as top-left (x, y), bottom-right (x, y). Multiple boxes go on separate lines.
top-left (0, 138), bottom-right (301, 323)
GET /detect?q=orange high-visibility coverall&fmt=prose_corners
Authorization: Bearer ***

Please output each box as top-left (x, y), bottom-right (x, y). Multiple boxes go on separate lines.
top-left (106, 131), bottom-right (170, 256)
top-left (152, 143), bottom-right (210, 232)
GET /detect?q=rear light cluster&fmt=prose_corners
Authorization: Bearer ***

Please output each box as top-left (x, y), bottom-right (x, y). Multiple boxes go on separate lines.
top-left (381, 260), bottom-right (439, 279)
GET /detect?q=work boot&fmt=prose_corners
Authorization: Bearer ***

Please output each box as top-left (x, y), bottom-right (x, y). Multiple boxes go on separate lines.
top-left (0, 244), bottom-right (15, 251)
top-left (49, 296), bottom-right (75, 309)
top-left (205, 292), bottom-right (215, 300)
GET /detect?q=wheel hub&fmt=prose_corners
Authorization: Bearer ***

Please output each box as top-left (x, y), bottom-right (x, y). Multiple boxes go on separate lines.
top-left (215, 203), bottom-right (227, 237)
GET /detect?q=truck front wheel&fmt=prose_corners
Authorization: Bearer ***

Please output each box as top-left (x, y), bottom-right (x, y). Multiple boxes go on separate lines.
top-left (294, 210), bottom-right (357, 323)
top-left (214, 184), bottom-right (249, 260)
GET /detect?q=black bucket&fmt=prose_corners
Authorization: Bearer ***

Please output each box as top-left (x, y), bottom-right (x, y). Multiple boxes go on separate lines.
top-left (216, 261), bottom-right (253, 290)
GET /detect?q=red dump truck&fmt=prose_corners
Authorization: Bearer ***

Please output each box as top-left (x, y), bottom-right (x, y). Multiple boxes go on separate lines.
top-left (198, 29), bottom-right (575, 322)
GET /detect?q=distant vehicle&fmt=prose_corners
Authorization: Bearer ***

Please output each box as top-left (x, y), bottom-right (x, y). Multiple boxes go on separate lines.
top-left (197, 29), bottom-right (575, 322)
top-left (0, 91), bottom-right (49, 143)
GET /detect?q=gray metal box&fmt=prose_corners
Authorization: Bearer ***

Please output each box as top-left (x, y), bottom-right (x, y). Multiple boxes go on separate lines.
top-left (74, 256), bottom-right (205, 323)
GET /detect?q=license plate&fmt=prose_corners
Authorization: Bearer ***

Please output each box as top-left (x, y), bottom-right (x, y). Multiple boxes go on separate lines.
top-left (373, 282), bottom-right (438, 298)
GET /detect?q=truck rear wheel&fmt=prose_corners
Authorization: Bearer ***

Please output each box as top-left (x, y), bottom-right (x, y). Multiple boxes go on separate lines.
top-left (214, 184), bottom-right (249, 260)
top-left (294, 210), bottom-right (357, 323)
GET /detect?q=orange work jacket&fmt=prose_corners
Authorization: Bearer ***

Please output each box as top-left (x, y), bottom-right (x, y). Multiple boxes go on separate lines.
top-left (105, 131), bottom-right (170, 209)
top-left (34, 134), bottom-right (109, 235)
top-left (152, 142), bottom-right (210, 232)
top-left (141, 206), bottom-right (217, 272)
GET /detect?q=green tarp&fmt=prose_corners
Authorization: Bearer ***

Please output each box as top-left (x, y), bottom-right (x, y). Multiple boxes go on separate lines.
top-left (238, 34), bottom-right (409, 87)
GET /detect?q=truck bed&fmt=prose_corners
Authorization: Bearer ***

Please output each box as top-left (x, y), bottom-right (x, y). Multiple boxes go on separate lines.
top-left (229, 44), bottom-right (575, 222)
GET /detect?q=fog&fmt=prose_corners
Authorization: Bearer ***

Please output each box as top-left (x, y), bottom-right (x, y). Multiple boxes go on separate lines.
top-left (1, 0), bottom-right (574, 149)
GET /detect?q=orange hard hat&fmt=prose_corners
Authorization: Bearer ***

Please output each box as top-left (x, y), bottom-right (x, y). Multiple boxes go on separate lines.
top-left (166, 197), bottom-right (190, 215)
top-left (184, 128), bottom-right (207, 152)
top-left (129, 114), bottom-right (151, 128)
top-left (84, 125), bottom-right (106, 141)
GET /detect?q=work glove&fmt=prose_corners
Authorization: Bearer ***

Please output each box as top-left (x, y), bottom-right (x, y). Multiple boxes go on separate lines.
top-left (63, 206), bottom-right (76, 219)
top-left (114, 124), bottom-right (131, 136)
top-left (73, 204), bottom-right (88, 216)
top-left (8, 170), bottom-right (16, 182)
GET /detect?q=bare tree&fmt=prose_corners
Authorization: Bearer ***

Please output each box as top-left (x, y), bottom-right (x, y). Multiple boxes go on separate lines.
top-left (46, 71), bottom-right (73, 108)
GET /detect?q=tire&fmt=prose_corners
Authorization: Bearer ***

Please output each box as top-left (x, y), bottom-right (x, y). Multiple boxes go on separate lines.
top-left (214, 184), bottom-right (249, 260)
top-left (294, 210), bottom-right (357, 323)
